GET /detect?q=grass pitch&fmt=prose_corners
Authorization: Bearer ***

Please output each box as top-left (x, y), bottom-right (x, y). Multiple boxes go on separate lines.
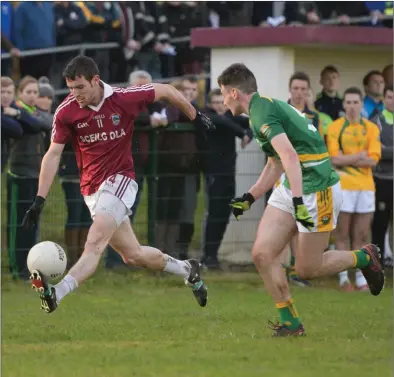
top-left (2, 270), bottom-right (392, 377)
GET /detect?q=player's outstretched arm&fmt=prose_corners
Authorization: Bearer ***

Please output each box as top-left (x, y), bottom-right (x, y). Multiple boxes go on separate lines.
top-left (152, 83), bottom-right (215, 130)
top-left (249, 157), bottom-right (284, 200)
top-left (22, 142), bottom-right (65, 229)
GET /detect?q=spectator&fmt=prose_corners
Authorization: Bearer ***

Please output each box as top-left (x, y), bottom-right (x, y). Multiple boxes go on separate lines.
top-left (120, 2), bottom-right (168, 79)
top-left (201, 88), bottom-right (252, 270)
top-left (326, 86), bottom-right (381, 291)
top-left (382, 63), bottom-right (393, 86)
top-left (362, 70), bottom-right (385, 119)
top-left (53, 2), bottom-right (88, 87)
top-left (55, 1), bottom-right (87, 45)
top-left (209, 2), bottom-right (253, 27)
top-left (7, 75), bottom-right (52, 280)
top-left (35, 77), bottom-right (55, 153)
top-left (315, 65), bottom-right (344, 121)
top-left (13, 1), bottom-right (55, 78)
top-left (160, 2), bottom-right (209, 76)
top-left (315, 2), bottom-right (370, 25)
top-left (1, 1), bottom-right (20, 77)
top-left (371, 85), bottom-right (393, 268)
top-left (174, 75), bottom-right (202, 260)
top-left (105, 70), bottom-right (166, 269)
top-left (288, 71), bottom-right (320, 131)
top-left (78, 1), bottom-right (121, 82)
top-left (307, 88), bottom-right (333, 139)
top-left (35, 77), bottom-right (55, 114)
top-left (365, 1), bottom-right (393, 27)
top-left (1, 77), bottom-right (23, 171)
top-left (155, 79), bottom-right (189, 256)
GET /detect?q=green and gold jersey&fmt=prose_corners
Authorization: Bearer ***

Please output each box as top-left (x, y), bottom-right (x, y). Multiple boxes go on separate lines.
top-left (249, 93), bottom-right (339, 194)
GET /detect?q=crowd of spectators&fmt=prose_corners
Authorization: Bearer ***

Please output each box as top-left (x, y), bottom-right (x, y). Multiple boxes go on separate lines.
top-left (1, 1), bottom-right (393, 83)
top-left (1, 1), bottom-right (393, 286)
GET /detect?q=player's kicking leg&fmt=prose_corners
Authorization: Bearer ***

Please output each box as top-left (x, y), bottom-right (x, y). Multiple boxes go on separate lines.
top-left (108, 219), bottom-right (207, 307)
top-left (31, 189), bottom-right (207, 313)
top-left (31, 211), bottom-right (118, 313)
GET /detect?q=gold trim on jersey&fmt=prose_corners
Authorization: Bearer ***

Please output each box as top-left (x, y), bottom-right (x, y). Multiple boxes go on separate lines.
top-left (316, 187), bottom-right (334, 232)
top-left (298, 152), bottom-right (329, 163)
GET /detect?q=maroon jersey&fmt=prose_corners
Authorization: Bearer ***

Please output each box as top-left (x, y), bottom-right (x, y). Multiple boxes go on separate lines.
top-left (51, 82), bottom-right (155, 195)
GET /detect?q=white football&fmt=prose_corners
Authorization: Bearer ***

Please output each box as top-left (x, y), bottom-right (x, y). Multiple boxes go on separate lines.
top-left (27, 241), bottom-right (67, 280)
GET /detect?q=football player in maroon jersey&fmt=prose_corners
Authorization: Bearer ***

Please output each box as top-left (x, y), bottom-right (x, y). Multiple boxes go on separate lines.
top-left (23, 56), bottom-right (214, 313)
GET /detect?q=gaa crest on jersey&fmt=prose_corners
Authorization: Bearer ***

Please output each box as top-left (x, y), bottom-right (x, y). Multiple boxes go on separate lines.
top-left (111, 114), bottom-right (121, 126)
top-left (321, 215), bottom-right (330, 225)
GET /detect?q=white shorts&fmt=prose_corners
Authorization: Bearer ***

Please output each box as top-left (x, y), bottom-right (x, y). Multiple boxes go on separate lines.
top-left (84, 174), bottom-right (138, 226)
top-left (268, 182), bottom-right (343, 233)
top-left (340, 190), bottom-right (375, 214)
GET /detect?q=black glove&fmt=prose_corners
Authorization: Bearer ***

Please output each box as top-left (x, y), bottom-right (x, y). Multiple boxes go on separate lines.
top-left (22, 196), bottom-right (46, 229)
top-left (230, 192), bottom-right (255, 220)
top-left (292, 197), bottom-right (314, 231)
top-left (193, 110), bottom-right (216, 131)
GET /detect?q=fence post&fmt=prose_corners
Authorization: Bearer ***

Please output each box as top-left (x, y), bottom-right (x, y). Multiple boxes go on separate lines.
top-left (147, 128), bottom-right (159, 245)
top-left (8, 178), bottom-right (19, 279)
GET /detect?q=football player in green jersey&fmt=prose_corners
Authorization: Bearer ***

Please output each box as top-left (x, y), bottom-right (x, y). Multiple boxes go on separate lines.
top-left (218, 63), bottom-right (384, 337)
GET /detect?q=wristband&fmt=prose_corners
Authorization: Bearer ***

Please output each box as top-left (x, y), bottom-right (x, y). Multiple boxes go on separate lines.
top-left (34, 196), bottom-right (46, 207)
top-left (292, 196), bottom-right (304, 206)
top-left (242, 192), bottom-right (256, 205)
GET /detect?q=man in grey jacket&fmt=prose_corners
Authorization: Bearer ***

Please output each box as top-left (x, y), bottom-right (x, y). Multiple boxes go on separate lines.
top-left (371, 85), bottom-right (393, 268)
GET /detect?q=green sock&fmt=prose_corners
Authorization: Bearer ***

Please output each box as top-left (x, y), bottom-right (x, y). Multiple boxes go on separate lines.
top-left (290, 255), bottom-right (295, 267)
top-left (276, 299), bottom-right (301, 330)
top-left (352, 249), bottom-right (371, 269)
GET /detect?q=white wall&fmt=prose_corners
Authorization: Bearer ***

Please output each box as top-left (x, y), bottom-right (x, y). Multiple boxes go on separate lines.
top-left (294, 47), bottom-right (392, 96)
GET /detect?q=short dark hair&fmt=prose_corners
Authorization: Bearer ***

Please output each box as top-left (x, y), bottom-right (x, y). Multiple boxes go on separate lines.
top-left (343, 86), bottom-right (363, 100)
top-left (320, 65), bottom-right (339, 78)
top-left (217, 63), bottom-right (257, 94)
top-left (63, 55), bottom-right (100, 81)
top-left (289, 71), bottom-right (310, 88)
top-left (208, 88), bottom-right (222, 102)
top-left (183, 75), bottom-right (198, 84)
top-left (363, 70), bottom-right (383, 87)
top-left (384, 84), bottom-right (393, 96)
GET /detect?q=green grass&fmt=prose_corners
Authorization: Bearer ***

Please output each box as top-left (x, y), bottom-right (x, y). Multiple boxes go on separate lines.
top-left (1, 173), bottom-right (206, 261)
top-left (2, 271), bottom-right (392, 377)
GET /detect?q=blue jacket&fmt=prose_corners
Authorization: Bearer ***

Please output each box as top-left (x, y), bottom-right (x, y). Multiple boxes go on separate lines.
top-left (1, 1), bottom-right (13, 52)
top-left (13, 1), bottom-right (55, 50)
top-left (362, 96), bottom-right (384, 119)
top-left (1, 113), bottom-right (23, 139)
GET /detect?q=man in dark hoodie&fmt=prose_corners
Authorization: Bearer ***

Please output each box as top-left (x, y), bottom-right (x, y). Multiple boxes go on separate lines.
top-left (371, 85), bottom-right (393, 267)
top-left (201, 88), bottom-right (252, 269)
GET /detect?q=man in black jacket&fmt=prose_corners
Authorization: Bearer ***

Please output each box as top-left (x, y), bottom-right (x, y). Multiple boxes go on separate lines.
top-left (201, 88), bottom-right (252, 269)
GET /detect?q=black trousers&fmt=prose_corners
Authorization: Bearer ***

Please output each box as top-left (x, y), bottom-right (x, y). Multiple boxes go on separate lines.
top-left (371, 177), bottom-right (393, 266)
top-left (7, 175), bottom-right (39, 279)
top-left (202, 174), bottom-right (235, 265)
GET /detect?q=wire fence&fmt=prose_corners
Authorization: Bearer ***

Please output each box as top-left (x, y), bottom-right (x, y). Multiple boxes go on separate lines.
top-left (2, 123), bottom-right (262, 278)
